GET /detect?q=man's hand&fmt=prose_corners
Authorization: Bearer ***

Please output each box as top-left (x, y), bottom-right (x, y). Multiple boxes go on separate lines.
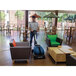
top-left (37, 30), bottom-right (39, 32)
top-left (31, 30), bottom-right (33, 32)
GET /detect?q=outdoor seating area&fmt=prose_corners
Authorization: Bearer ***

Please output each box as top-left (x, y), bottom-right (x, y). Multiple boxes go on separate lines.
top-left (0, 10), bottom-right (76, 66)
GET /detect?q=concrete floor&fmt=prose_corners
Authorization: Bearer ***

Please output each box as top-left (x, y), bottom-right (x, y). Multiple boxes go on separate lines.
top-left (0, 30), bottom-right (74, 66)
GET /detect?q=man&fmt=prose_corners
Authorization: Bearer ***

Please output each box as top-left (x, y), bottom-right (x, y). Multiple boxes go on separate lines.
top-left (29, 16), bottom-right (39, 46)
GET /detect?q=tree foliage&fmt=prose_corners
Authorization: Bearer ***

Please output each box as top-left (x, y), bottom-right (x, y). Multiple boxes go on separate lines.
top-left (15, 10), bottom-right (24, 20)
top-left (0, 11), bottom-right (5, 21)
top-left (58, 13), bottom-right (68, 22)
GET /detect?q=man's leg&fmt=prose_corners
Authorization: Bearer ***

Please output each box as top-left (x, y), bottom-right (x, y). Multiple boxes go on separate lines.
top-left (34, 31), bottom-right (37, 45)
top-left (36, 31), bottom-right (37, 39)
top-left (30, 32), bottom-right (34, 46)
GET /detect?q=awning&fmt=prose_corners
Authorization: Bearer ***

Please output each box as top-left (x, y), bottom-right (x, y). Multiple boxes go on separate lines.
top-left (64, 15), bottom-right (74, 21)
top-left (43, 12), bottom-right (59, 18)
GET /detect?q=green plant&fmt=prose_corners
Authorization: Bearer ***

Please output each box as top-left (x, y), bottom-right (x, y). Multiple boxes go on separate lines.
top-left (0, 11), bottom-right (5, 21)
top-left (15, 10), bottom-right (24, 20)
top-left (58, 13), bottom-right (68, 22)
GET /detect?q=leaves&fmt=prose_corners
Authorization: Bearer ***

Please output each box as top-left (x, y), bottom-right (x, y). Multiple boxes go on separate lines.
top-left (15, 10), bottom-right (24, 20)
top-left (58, 13), bottom-right (68, 22)
top-left (0, 11), bottom-right (5, 21)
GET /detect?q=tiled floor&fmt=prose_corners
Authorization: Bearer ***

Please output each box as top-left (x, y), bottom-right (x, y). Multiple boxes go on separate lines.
top-left (0, 30), bottom-right (75, 66)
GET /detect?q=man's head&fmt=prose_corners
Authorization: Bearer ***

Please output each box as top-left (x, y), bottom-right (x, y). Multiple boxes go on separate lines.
top-left (32, 16), bottom-right (36, 22)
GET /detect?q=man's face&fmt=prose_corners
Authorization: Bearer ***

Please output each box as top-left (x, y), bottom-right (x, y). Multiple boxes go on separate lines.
top-left (32, 18), bottom-right (36, 22)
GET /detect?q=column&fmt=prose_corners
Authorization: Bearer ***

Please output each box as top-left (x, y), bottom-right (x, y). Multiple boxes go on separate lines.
top-left (23, 10), bottom-right (28, 41)
top-left (55, 10), bottom-right (58, 27)
top-left (4, 10), bottom-right (9, 30)
top-left (25, 10), bottom-right (28, 28)
top-left (54, 10), bottom-right (58, 34)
